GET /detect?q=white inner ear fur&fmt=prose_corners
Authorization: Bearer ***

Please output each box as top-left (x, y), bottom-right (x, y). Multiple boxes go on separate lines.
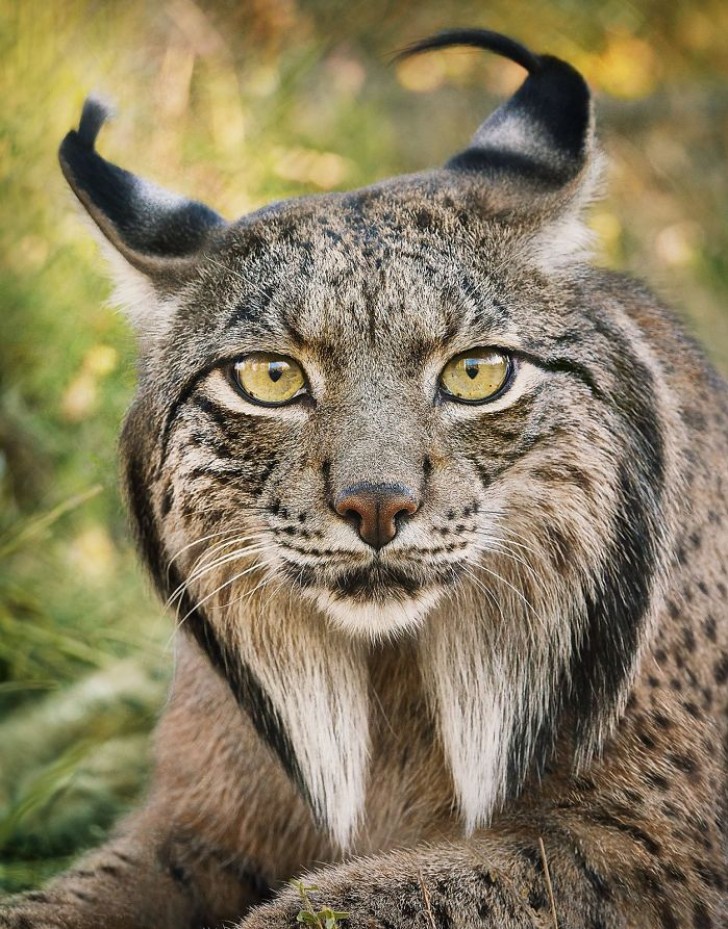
top-left (76, 209), bottom-right (181, 343)
top-left (100, 242), bottom-right (180, 342)
top-left (524, 151), bottom-right (607, 274)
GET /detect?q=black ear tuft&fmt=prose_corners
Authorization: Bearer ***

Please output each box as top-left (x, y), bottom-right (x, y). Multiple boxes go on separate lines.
top-left (59, 97), bottom-right (225, 272)
top-left (398, 28), bottom-right (593, 198)
top-left (397, 28), bottom-right (542, 75)
top-left (76, 96), bottom-right (113, 150)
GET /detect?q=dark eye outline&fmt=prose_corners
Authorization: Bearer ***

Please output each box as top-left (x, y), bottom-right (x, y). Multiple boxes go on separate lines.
top-left (438, 349), bottom-right (516, 405)
top-left (228, 353), bottom-right (310, 408)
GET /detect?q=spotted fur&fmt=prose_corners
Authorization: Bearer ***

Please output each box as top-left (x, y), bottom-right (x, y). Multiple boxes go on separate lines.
top-left (2, 28), bottom-right (726, 929)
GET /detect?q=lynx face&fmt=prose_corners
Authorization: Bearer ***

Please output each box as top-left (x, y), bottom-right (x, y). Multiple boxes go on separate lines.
top-left (154, 192), bottom-right (609, 641)
top-left (59, 34), bottom-right (677, 844)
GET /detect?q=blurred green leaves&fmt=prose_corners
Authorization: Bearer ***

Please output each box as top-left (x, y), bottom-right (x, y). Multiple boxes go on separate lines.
top-left (0, 490), bottom-right (167, 891)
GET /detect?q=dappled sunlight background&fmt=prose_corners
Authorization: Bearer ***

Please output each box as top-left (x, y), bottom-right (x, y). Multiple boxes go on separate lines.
top-left (1, 0), bottom-right (727, 890)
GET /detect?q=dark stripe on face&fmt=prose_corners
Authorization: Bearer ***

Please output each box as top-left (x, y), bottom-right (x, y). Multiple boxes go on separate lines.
top-left (157, 354), bottom-right (268, 475)
top-left (518, 349), bottom-right (601, 398)
top-left (122, 436), bottom-right (313, 814)
top-left (569, 351), bottom-right (665, 738)
top-left (190, 392), bottom-right (234, 433)
top-left (156, 359), bottom-right (229, 474)
top-left (224, 279), bottom-right (276, 330)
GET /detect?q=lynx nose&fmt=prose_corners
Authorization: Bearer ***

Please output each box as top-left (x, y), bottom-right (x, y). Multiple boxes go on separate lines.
top-left (334, 482), bottom-right (420, 550)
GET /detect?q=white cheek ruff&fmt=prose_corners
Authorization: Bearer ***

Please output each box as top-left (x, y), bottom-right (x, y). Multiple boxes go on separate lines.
top-left (220, 592), bottom-right (371, 851)
top-left (423, 618), bottom-right (512, 832)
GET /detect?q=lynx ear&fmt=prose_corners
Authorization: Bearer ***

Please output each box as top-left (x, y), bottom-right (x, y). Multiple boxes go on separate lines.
top-left (399, 30), bottom-right (600, 268)
top-left (59, 98), bottom-right (226, 330)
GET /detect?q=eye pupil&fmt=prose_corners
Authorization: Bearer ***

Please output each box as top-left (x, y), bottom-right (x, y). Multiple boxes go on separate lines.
top-left (268, 363), bottom-right (284, 383)
top-left (464, 359), bottom-right (479, 380)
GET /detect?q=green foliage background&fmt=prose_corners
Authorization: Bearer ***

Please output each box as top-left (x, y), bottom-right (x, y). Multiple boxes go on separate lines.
top-left (1, 0), bottom-right (726, 893)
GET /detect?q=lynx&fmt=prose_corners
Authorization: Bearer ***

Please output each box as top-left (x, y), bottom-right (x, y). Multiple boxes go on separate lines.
top-left (1, 28), bottom-right (726, 929)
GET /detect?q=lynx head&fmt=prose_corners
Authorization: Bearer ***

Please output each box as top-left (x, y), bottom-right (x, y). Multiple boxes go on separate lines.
top-left (59, 31), bottom-right (677, 848)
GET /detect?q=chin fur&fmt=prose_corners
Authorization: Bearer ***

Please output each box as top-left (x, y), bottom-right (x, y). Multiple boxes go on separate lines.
top-left (314, 587), bottom-right (443, 640)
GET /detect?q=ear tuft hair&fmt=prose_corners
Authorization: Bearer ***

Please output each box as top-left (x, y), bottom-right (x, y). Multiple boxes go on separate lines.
top-left (75, 96), bottom-right (113, 150)
top-left (59, 97), bottom-right (225, 271)
top-left (59, 97), bottom-right (228, 338)
top-left (398, 28), bottom-right (594, 201)
top-left (396, 28), bottom-right (542, 75)
top-left (400, 29), bottom-right (600, 269)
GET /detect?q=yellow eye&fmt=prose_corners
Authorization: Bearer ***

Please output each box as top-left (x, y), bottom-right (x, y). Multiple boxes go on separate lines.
top-left (232, 353), bottom-right (306, 406)
top-left (439, 349), bottom-right (512, 403)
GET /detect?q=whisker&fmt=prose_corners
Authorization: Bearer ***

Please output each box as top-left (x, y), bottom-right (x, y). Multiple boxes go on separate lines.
top-left (221, 572), bottom-right (275, 614)
top-left (473, 560), bottom-right (536, 613)
top-left (177, 531), bottom-right (271, 571)
top-left (463, 550), bottom-right (547, 640)
top-left (459, 564), bottom-right (507, 627)
top-left (473, 523), bottom-right (543, 560)
top-left (184, 541), bottom-right (272, 579)
top-left (468, 540), bottom-right (541, 587)
top-left (166, 529), bottom-right (241, 569)
top-left (167, 530), bottom-right (247, 579)
top-left (166, 539), bottom-right (272, 609)
top-left (176, 559), bottom-right (271, 629)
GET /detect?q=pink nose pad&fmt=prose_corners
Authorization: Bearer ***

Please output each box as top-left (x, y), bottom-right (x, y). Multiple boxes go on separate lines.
top-left (334, 482), bottom-right (420, 550)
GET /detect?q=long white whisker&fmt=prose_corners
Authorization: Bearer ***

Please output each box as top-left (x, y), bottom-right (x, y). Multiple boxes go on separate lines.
top-left (468, 540), bottom-right (541, 587)
top-left (183, 543), bottom-right (273, 584)
top-left (177, 559), bottom-right (271, 629)
top-left (472, 525), bottom-right (543, 560)
top-left (459, 564), bottom-right (507, 627)
top-left (472, 510), bottom-right (542, 550)
top-left (221, 572), bottom-right (275, 614)
top-left (166, 529), bottom-right (243, 569)
top-left (472, 561), bottom-right (535, 613)
top-left (166, 540), bottom-right (272, 609)
top-left (174, 532), bottom-right (271, 576)
top-left (471, 561), bottom-right (549, 641)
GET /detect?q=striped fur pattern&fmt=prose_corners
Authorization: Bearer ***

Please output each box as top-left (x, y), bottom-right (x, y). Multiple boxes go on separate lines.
top-left (2, 28), bottom-right (726, 929)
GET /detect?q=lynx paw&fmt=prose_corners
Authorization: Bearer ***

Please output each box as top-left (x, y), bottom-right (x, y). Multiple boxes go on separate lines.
top-left (239, 861), bottom-right (535, 929)
top-left (241, 879), bottom-right (405, 929)
top-left (241, 870), bottom-right (467, 929)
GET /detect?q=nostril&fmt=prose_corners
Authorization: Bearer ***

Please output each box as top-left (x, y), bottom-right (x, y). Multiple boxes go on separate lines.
top-left (396, 509), bottom-right (412, 526)
top-left (396, 500), bottom-right (419, 519)
top-left (342, 507), bottom-right (362, 527)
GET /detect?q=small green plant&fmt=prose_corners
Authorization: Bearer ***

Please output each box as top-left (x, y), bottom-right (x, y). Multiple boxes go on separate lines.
top-left (291, 879), bottom-right (349, 929)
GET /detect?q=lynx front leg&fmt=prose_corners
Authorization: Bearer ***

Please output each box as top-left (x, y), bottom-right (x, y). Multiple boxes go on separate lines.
top-left (0, 807), bottom-right (269, 929)
top-left (240, 844), bottom-right (550, 929)
top-left (239, 844), bottom-right (548, 929)
top-left (0, 640), bottom-right (331, 929)
top-left (239, 819), bottom-right (722, 929)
